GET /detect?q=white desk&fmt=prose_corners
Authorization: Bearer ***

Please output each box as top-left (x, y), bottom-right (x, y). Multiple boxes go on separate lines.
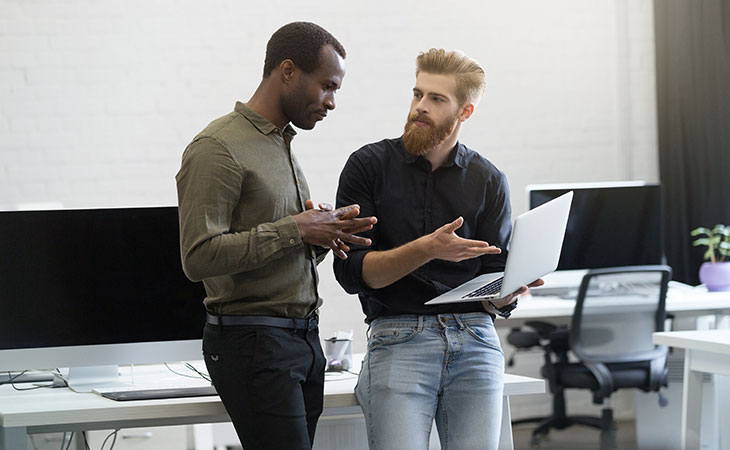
top-left (0, 364), bottom-right (544, 450)
top-left (652, 330), bottom-right (730, 450)
top-left (505, 285), bottom-right (730, 326)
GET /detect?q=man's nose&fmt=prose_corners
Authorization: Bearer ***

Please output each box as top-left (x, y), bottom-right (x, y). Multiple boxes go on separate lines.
top-left (415, 98), bottom-right (428, 115)
top-left (324, 92), bottom-right (336, 110)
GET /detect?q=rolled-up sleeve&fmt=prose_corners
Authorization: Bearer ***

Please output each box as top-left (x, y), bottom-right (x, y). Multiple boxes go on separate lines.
top-left (332, 151), bottom-right (376, 294)
top-left (479, 170), bottom-right (512, 274)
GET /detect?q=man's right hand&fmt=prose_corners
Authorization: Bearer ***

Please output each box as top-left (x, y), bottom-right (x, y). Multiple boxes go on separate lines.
top-left (293, 201), bottom-right (377, 259)
top-left (424, 217), bottom-right (501, 262)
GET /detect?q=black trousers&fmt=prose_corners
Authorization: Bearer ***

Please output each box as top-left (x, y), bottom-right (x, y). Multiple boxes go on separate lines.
top-left (203, 322), bottom-right (326, 450)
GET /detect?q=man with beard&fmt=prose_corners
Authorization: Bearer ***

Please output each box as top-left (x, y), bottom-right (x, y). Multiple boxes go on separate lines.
top-left (176, 22), bottom-right (376, 450)
top-left (333, 48), bottom-right (542, 449)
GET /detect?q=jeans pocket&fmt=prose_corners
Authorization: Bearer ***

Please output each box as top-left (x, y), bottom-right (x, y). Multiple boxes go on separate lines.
top-left (368, 325), bottom-right (420, 350)
top-left (464, 323), bottom-right (503, 353)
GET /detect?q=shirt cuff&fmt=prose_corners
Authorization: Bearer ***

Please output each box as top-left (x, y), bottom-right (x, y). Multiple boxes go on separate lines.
top-left (346, 248), bottom-right (374, 293)
top-left (277, 215), bottom-right (303, 248)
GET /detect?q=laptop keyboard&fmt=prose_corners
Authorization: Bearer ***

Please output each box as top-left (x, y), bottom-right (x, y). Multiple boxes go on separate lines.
top-left (462, 277), bottom-right (503, 299)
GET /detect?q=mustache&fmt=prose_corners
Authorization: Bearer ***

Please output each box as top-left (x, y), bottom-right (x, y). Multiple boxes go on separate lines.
top-left (407, 113), bottom-right (434, 126)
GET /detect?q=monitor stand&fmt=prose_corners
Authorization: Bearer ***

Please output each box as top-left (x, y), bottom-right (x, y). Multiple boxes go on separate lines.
top-left (57, 365), bottom-right (131, 393)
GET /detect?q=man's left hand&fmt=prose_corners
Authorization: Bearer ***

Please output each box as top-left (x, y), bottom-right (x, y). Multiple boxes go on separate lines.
top-left (482, 278), bottom-right (544, 314)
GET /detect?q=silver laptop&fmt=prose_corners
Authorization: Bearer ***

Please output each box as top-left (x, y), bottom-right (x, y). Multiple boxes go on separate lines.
top-left (425, 191), bottom-right (573, 305)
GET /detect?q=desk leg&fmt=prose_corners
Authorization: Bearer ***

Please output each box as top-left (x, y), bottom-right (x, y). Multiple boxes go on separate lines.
top-left (0, 426), bottom-right (27, 450)
top-left (681, 350), bottom-right (703, 450)
top-left (498, 396), bottom-right (514, 450)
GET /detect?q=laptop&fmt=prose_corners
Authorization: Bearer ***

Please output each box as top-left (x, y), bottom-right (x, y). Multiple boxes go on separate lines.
top-left (425, 191), bottom-right (573, 305)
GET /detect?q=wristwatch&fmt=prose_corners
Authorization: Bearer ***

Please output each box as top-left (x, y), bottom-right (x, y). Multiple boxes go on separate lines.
top-left (488, 299), bottom-right (518, 319)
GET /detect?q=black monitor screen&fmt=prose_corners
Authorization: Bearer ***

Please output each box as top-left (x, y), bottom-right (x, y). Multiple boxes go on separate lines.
top-left (529, 184), bottom-right (664, 270)
top-left (0, 207), bottom-right (207, 350)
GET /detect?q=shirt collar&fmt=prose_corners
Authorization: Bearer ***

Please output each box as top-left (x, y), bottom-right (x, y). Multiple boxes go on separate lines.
top-left (400, 138), bottom-right (467, 169)
top-left (234, 101), bottom-right (297, 138)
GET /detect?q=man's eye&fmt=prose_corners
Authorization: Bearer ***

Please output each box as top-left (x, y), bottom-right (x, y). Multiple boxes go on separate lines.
top-left (414, 93), bottom-right (422, 99)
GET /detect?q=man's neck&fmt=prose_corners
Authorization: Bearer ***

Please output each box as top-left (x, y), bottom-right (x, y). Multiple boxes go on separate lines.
top-left (246, 80), bottom-right (288, 130)
top-left (423, 132), bottom-right (460, 171)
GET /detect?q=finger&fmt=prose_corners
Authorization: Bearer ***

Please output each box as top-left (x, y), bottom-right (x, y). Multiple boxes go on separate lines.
top-left (449, 248), bottom-right (502, 262)
top-left (334, 238), bottom-right (350, 253)
top-left (339, 233), bottom-right (373, 247)
top-left (304, 199), bottom-right (315, 210)
top-left (318, 202), bottom-right (333, 211)
top-left (527, 278), bottom-right (545, 288)
top-left (439, 216), bottom-right (464, 234)
top-left (341, 222), bottom-right (375, 235)
top-left (510, 286), bottom-right (528, 297)
top-left (335, 204), bottom-right (360, 219)
top-left (457, 245), bottom-right (502, 257)
top-left (452, 235), bottom-right (499, 249)
top-left (328, 240), bottom-right (347, 260)
top-left (339, 217), bottom-right (377, 230)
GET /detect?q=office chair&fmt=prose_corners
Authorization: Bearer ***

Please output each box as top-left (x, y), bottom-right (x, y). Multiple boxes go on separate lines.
top-left (508, 265), bottom-right (672, 449)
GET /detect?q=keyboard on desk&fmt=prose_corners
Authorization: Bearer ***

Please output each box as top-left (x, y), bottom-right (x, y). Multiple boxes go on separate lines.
top-left (96, 384), bottom-right (218, 401)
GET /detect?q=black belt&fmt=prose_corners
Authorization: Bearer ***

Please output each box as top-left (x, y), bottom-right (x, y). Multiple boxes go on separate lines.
top-left (206, 312), bottom-right (318, 330)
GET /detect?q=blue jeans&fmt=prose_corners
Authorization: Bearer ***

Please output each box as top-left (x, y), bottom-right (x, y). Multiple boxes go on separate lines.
top-left (355, 313), bottom-right (504, 450)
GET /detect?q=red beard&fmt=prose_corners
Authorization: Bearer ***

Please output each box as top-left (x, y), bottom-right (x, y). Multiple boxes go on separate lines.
top-left (402, 112), bottom-right (458, 156)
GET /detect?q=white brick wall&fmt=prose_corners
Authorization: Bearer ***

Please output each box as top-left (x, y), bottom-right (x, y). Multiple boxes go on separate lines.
top-left (1, 0), bottom-right (658, 421)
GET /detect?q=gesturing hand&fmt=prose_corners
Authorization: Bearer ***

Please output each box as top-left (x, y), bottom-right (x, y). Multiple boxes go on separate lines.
top-left (293, 200), bottom-right (377, 260)
top-left (425, 217), bottom-right (501, 262)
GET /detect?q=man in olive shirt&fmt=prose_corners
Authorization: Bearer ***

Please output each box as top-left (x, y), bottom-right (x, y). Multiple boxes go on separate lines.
top-left (176, 22), bottom-right (375, 450)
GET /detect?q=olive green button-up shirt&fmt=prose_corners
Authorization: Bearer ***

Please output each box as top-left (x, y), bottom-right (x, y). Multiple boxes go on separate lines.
top-left (176, 102), bottom-right (324, 318)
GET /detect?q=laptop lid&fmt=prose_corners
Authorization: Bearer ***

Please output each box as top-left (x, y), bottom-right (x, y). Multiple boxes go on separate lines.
top-left (425, 191), bottom-right (573, 304)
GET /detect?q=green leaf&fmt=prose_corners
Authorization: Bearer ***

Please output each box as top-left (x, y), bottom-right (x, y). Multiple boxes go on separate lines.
top-left (693, 238), bottom-right (710, 246)
top-left (691, 227), bottom-right (710, 236)
top-left (704, 248), bottom-right (715, 260)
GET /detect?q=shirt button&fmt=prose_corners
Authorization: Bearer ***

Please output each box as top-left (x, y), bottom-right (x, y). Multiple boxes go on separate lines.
top-left (289, 238), bottom-right (295, 245)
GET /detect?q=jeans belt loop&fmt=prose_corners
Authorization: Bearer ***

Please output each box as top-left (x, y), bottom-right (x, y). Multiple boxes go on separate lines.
top-left (454, 313), bottom-right (466, 330)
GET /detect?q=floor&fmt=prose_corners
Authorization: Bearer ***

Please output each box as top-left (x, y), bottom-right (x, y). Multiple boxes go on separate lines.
top-left (512, 420), bottom-right (638, 450)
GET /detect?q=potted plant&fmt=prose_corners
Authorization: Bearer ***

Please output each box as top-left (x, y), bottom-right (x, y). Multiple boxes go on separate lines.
top-left (691, 224), bottom-right (730, 291)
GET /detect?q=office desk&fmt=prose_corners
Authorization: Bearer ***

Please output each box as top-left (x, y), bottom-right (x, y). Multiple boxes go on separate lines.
top-left (503, 285), bottom-right (730, 327)
top-left (652, 329), bottom-right (730, 450)
top-left (0, 365), bottom-right (544, 450)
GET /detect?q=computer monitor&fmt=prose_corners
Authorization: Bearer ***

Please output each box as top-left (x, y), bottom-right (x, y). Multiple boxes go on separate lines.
top-left (0, 206), bottom-right (207, 391)
top-left (527, 181), bottom-right (664, 271)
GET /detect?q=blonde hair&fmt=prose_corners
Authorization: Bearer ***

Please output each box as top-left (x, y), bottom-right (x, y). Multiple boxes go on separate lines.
top-left (415, 48), bottom-right (486, 106)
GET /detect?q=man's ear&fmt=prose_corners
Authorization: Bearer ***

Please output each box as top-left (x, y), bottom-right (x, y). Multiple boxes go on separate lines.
top-left (459, 103), bottom-right (475, 122)
top-left (280, 59), bottom-right (296, 84)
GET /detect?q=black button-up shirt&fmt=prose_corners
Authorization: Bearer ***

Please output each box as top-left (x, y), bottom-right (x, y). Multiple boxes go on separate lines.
top-left (333, 137), bottom-right (512, 323)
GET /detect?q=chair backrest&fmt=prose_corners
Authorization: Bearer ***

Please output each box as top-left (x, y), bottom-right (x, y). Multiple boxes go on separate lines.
top-left (570, 265), bottom-right (672, 365)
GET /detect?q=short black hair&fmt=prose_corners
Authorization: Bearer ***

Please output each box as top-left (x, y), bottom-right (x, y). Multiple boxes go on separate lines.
top-left (263, 22), bottom-right (346, 77)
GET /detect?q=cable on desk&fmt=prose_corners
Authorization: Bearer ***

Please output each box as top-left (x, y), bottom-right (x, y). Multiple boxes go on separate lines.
top-left (2, 370), bottom-right (54, 391)
top-left (163, 361), bottom-right (211, 382)
top-left (0, 370), bottom-right (27, 386)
